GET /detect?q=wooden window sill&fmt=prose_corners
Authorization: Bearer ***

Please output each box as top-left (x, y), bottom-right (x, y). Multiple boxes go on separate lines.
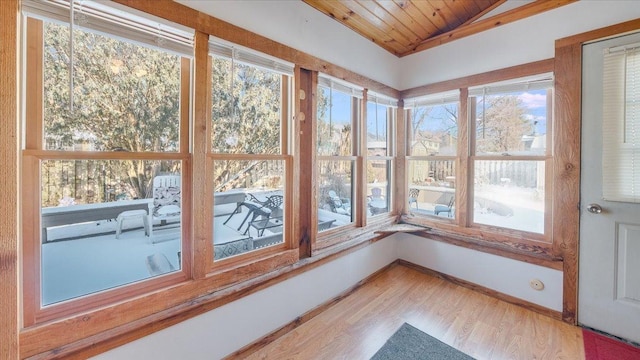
top-left (392, 218), bottom-right (563, 271)
top-left (20, 222), bottom-right (395, 359)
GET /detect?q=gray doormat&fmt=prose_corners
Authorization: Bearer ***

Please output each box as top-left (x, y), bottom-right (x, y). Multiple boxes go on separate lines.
top-left (371, 323), bottom-right (475, 360)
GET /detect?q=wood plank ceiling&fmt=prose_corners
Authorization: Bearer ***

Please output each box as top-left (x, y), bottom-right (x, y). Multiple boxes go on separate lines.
top-left (302, 0), bottom-right (576, 57)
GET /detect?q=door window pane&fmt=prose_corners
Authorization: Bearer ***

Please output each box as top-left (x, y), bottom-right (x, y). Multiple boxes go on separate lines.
top-left (473, 160), bottom-right (545, 233)
top-left (41, 159), bottom-right (182, 306)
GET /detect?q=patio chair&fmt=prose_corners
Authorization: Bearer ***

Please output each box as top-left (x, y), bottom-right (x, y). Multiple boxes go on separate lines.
top-left (152, 175), bottom-right (181, 225)
top-left (434, 196), bottom-right (454, 217)
top-left (370, 187), bottom-right (384, 201)
top-left (368, 187), bottom-right (387, 216)
top-left (327, 190), bottom-right (351, 215)
top-left (245, 195), bottom-right (284, 236)
top-left (408, 188), bottom-right (420, 209)
top-left (116, 176), bottom-right (180, 239)
top-left (224, 193), bottom-right (278, 232)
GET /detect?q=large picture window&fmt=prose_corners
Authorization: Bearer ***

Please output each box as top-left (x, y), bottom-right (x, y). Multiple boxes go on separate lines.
top-left (22, 1), bottom-right (192, 324)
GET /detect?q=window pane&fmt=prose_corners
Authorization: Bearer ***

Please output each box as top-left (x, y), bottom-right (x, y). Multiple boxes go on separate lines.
top-left (410, 103), bottom-right (458, 156)
top-left (475, 89), bottom-right (548, 155)
top-left (473, 160), bottom-right (545, 234)
top-left (43, 22), bottom-right (181, 152)
top-left (211, 58), bottom-right (282, 154)
top-left (408, 160), bottom-right (456, 218)
top-left (41, 159), bottom-right (182, 306)
top-left (367, 102), bottom-right (388, 156)
top-left (213, 160), bottom-right (285, 260)
top-left (367, 160), bottom-right (390, 217)
top-left (317, 87), bottom-right (353, 156)
top-left (318, 160), bottom-right (354, 229)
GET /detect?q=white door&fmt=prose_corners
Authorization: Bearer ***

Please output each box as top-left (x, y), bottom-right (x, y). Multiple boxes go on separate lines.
top-left (580, 32), bottom-right (640, 343)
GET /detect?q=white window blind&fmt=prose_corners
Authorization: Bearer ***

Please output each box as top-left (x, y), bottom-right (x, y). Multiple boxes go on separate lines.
top-left (404, 90), bottom-right (460, 108)
top-left (22, 0), bottom-right (194, 56)
top-left (602, 45), bottom-right (640, 203)
top-left (368, 91), bottom-right (398, 108)
top-left (468, 73), bottom-right (553, 97)
top-left (318, 74), bottom-right (364, 99)
top-left (209, 39), bottom-right (294, 76)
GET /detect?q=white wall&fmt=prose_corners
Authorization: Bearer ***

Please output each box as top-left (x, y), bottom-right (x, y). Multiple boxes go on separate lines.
top-left (93, 232), bottom-right (563, 359)
top-left (177, 0), bottom-right (400, 89)
top-left (398, 1), bottom-right (640, 90)
top-left (92, 237), bottom-right (398, 360)
top-left (395, 232), bottom-right (563, 311)
top-left (178, 1), bottom-right (640, 91)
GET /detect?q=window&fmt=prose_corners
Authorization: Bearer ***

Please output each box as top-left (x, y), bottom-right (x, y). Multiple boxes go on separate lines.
top-left (602, 44), bottom-right (640, 202)
top-left (209, 42), bottom-right (293, 260)
top-left (22, 0), bottom-right (192, 324)
top-left (316, 76), bottom-right (362, 232)
top-left (469, 75), bottom-right (553, 235)
top-left (406, 92), bottom-right (459, 219)
top-left (366, 92), bottom-right (397, 218)
top-left (405, 74), bottom-right (553, 241)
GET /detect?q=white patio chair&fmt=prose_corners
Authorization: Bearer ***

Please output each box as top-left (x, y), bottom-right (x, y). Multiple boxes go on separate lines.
top-left (152, 175), bottom-right (181, 225)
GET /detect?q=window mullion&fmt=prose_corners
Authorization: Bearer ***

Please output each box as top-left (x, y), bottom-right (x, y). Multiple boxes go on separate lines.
top-left (357, 91), bottom-right (366, 227)
top-left (192, 30), bottom-right (212, 278)
top-left (458, 88), bottom-right (470, 227)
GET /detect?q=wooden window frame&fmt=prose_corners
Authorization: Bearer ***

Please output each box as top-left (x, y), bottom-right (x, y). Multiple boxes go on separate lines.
top-left (314, 81), bottom-right (362, 250)
top-left (401, 60), bottom-right (557, 257)
top-left (22, 17), bottom-right (193, 326)
top-left (468, 87), bottom-right (553, 242)
top-left (364, 96), bottom-right (396, 221)
top-left (205, 50), bottom-right (296, 273)
top-left (405, 99), bottom-right (460, 224)
top-left (17, 1), bottom-right (400, 357)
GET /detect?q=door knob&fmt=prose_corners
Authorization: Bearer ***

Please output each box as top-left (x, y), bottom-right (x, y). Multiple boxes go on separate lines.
top-left (587, 203), bottom-right (603, 214)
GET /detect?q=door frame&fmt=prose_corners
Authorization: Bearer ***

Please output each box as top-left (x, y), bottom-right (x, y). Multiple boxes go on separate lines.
top-left (554, 18), bottom-right (640, 324)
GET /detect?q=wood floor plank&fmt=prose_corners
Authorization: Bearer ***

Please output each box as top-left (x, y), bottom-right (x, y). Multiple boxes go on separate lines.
top-left (241, 265), bottom-right (584, 360)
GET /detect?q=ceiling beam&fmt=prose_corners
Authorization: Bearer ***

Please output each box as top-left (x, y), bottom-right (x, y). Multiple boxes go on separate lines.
top-left (402, 0), bottom-right (576, 57)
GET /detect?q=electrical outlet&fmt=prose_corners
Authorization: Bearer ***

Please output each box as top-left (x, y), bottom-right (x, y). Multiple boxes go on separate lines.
top-left (529, 279), bottom-right (545, 291)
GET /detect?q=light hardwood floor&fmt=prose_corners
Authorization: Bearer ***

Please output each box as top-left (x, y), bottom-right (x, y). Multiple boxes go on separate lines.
top-left (242, 264), bottom-right (585, 360)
